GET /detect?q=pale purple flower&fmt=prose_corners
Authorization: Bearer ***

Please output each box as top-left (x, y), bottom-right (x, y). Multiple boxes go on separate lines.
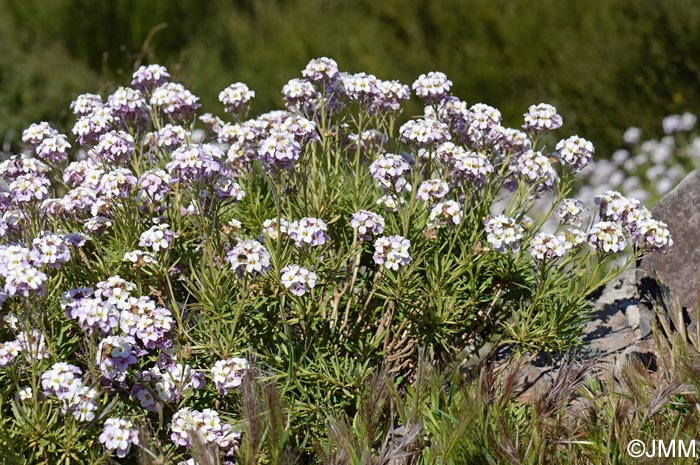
top-left (399, 118), bottom-right (451, 147)
top-left (412, 71), bottom-right (452, 103)
top-left (18, 386), bottom-right (32, 401)
top-left (96, 335), bottom-right (141, 382)
top-left (214, 177), bottom-right (245, 200)
top-left (64, 295), bottom-right (119, 334)
top-left (94, 276), bottom-right (137, 311)
top-left (594, 191), bottom-right (639, 224)
top-left (219, 82), bottom-right (255, 114)
top-left (466, 103), bottom-right (502, 147)
top-left (123, 250), bottom-right (157, 267)
top-left (0, 246), bottom-right (48, 297)
top-left (148, 124), bottom-right (189, 150)
top-left (107, 86), bottom-right (147, 120)
top-left (72, 107), bottom-right (116, 145)
top-left (22, 122), bottom-right (58, 147)
top-left (200, 113), bottom-right (225, 134)
top-left (498, 127), bottom-right (531, 155)
top-left (15, 329), bottom-right (49, 360)
top-left (35, 134), bottom-right (71, 164)
top-left (376, 194), bottom-right (405, 212)
top-left (61, 187), bottom-right (98, 217)
top-left (351, 210), bottom-right (385, 240)
top-left (451, 149), bottom-right (493, 185)
top-left (93, 130), bottom-right (135, 164)
top-left (10, 173), bottom-right (50, 203)
top-left (555, 135), bottom-right (594, 172)
top-left (166, 144), bottom-right (224, 182)
top-left (138, 361), bottom-right (203, 406)
top-left (637, 219), bottom-right (673, 252)
top-left (529, 233), bottom-right (568, 261)
top-left (287, 217), bottom-right (328, 247)
top-left (429, 200), bottom-right (462, 227)
top-left (0, 155), bottom-right (48, 181)
top-left (70, 93), bottom-right (103, 117)
top-left (31, 233), bottom-right (72, 269)
top-left (226, 240), bottom-right (271, 277)
top-left (0, 340), bottom-right (21, 367)
top-left (369, 153), bottom-right (411, 191)
top-left (150, 82), bottom-right (200, 120)
top-left (416, 179), bottom-right (449, 202)
top-left (131, 64), bottom-right (170, 90)
top-left (99, 418), bottom-right (139, 458)
top-left (62, 159), bottom-right (96, 187)
top-left (261, 218), bottom-right (290, 240)
top-left (373, 235), bottom-right (411, 270)
top-left (282, 78), bottom-right (320, 114)
top-left (119, 295), bottom-right (173, 349)
top-left (302, 57), bottom-right (340, 84)
top-left (523, 103), bottom-right (562, 133)
top-left (588, 221), bottom-right (627, 253)
top-left (484, 215), bottom-right (524, 253)
top-left (511, 150), bottom-right (558, 194)
top-left (281, 265), bottom-right (317, 296)
top-left (139, 223), bottom-right (178, 252)
top-left (257, 129), bottom-right (301, 170)
top-left (211, 357), bottom-right (248, 395)
top-left (342, 72), bottom-right (379, 102)
top-left (372, 79), bottom-right (410, 112)
top-left (557, 199), bottom-right (586, 226)
top-left (137, 169), bottom-right (172, 203)
top-left (171, 408), bottom-right (226, 448)
top-left (41, 362), bottom-right (82, 398)
top-left (101, 168), bottom-right (137, 199)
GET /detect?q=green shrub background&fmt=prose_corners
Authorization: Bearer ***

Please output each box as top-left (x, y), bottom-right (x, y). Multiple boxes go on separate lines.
top-left (2, 0), bottom-right (700, 154)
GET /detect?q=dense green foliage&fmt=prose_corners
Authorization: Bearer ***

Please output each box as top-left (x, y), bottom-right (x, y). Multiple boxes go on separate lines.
top-left (2, 0), bottom-right (700, 154)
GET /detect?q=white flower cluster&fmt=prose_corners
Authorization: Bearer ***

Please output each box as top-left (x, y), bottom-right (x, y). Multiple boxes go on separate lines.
top-left (287, 217), bottom-right (329, 247)
top-left (556, 135), bottom-right (594, 172)
top-left (416, 179), bottom-right (449, 202)
top-left (41, 363), bottom-right (98, 422)
top-left (451, 149), bottom-right (494, 185)
top-left (523, 103), bottom-right (563, 133)
top-left (512, 150), bottom-right (558, 193)
top-left (219, 82), bottom-right (255, 114)
top-left (588, 221), bottom-right (627, 253)
top-left (399, 118), bottom-right (451, 147)
top-left (412, 71), bottom-right (452, 103)
top-left (139, 223), bottom-right (178, 252)
top-left (429, 200), bottom-right (463, 228)
top-left (211, 357), bottom-right (248, 395)
top-left (99, 418), bottom-right (140, 458)
top-left (226, 240), bottom-right (271, 277)
top-left (350, 210), bottom-right (385, 240)
top-left (281, 264), bottom-right (318, 296)
top-left (528, 233), bottom-right (570, 261)
top-left (484, 215), bottom-right (524, 253)
top-left (556, 199), bottom-right (585, 226)
top-left (373, 235), bottom-right (411, 270)
top-left (170, 408), bottom-right (239, 452)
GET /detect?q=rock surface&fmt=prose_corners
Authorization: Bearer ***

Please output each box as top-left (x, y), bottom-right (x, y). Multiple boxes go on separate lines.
top-left (505, 271), bottom-right (657, 400)
top-left (640, 170), bottom-right (700, 314)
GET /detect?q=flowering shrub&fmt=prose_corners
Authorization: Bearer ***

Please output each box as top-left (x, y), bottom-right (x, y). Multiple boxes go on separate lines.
top-left (0, 58), bottom-right (672, 463)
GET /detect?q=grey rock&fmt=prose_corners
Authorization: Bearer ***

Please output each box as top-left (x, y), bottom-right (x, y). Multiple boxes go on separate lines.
top-left (626, 304), bottom-right (640, 329)
top-left (638, 304), bottom-right (653, 339)
top-left (640, 170), bottom-right (700, 316)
